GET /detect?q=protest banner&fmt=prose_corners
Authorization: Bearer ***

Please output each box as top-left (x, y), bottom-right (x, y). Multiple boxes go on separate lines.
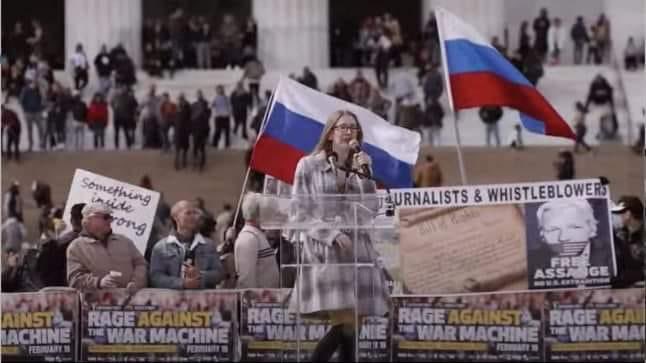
top-left (544, 288), bottom-right (645, 362)
top-left (392, 292), bottom-right (544, 362)
top-left (240, 289), bottom-right (390, 362)
top-left (1, 289), bottom-right (79, 362)
top-left (396, 179), bottom-right (616, 294)
top-left (62, 169), bottom-right (160, 254)
top-left (80, 288), bottom-right (238, 362)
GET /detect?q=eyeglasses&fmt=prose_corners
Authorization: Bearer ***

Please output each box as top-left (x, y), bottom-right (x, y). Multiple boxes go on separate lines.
top-left (334, 125), bottom-right (360, 132)
top-left (92, 214), bottom-right (113, 221)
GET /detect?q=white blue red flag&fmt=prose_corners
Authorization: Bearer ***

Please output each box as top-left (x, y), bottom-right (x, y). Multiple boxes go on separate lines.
top-left (250, 78), bottom-right (421, 188)
top-left (436, 8), bottom-right (575, 140)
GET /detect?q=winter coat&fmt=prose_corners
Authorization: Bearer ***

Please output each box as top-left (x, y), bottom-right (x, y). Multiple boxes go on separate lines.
top-left (287, 151), bottom-right (390, 318)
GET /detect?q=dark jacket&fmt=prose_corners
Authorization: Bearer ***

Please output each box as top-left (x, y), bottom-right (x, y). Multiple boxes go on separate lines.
top-left (19, 86), bottom-right (43, 113)
top-left (423, 69), bottom-right (444, 101)
top-left (230, 91), bottom-right (252, 118)
top-left (612, 226), bottom-right (645, 288)
top-left (71, 98), bottom-right (87, 123)
top-left (300, 72), bottom-right (318, 90)
top-left (2, 107), bottom-right (21, 135)
top-left (2, 248), bottom-right (42, 292)
top-left (423, 102), bottom-right (444, 128)
top-left (175, 101), bottom-right (192, 148)
top-left (112, 89), bottom-right (139, 123)
top-left (586, 78), bottom-right (614, 107)
top-left (570, 22), bottom-right (589, 43)
top-left (190, 98), bottom-right (211, 137)
top-left (479, 106), bottom-right (503, 124)
top-left (94, 51), bottom-right (113, 77)
top-left (37, 230), bottom-right (79, 287)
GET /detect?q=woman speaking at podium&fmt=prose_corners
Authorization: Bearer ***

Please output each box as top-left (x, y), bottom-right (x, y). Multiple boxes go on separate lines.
top-left (289, 110), bottom-right (390, 362)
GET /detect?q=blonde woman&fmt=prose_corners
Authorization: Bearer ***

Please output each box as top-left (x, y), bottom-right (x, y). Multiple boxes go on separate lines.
top-left (289, 110), bottom-right (390, 362)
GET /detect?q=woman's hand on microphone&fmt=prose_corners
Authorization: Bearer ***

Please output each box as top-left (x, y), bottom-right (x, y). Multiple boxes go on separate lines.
top-left (353, 151), bottom-right (372, 172)
top-left (335, 233), bottom-right (353, 251)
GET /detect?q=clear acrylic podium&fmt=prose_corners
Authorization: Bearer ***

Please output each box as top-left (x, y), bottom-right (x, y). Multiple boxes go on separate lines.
top-left (258, 180), bottom-right (394, 362)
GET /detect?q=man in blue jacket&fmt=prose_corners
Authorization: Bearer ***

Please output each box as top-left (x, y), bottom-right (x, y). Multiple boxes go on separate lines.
top-left (149, 200), bottom-right (224, 289)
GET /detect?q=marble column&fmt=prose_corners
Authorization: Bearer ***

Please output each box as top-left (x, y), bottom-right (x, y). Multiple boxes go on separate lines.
top-left (422, 0), bottom-right (506, 40)
top-left (253, 0), bottom-right (329, 70)
top-left (65, 0), bottom-right (142, 69)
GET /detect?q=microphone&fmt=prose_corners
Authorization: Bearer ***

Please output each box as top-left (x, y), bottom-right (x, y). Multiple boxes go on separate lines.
top-left (349, 140), bottom-right (371, 178)
top-left (327, 151), bottom-right (339, 173)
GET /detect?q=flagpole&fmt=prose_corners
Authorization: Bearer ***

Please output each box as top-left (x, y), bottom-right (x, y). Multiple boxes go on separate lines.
top-left (231, 83), bottom-right (278, 230)
top-left (435, 7), bottom-right (468, 185)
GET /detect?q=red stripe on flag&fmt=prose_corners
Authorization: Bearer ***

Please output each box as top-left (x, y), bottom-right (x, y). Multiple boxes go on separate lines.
top-left (449, 72), bottom-right (575, 140)
top-left (250, 136), bottom-right (306, 185)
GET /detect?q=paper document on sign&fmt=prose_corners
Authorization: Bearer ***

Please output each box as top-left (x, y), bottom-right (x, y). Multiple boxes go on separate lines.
top-left (398, 204), bottom-right (528, 294)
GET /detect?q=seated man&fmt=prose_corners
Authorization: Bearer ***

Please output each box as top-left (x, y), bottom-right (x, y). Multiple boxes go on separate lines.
top-left (67, 203), bottom-right (147, 290)
top-left (150, 200), bottom-right (224, 289)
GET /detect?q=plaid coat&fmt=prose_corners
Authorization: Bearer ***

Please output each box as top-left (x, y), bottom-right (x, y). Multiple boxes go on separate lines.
top-left (287, 152), bottom-right (390, 318)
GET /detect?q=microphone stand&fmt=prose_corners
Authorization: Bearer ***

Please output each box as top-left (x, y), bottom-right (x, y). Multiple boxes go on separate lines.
top-left (337, 165), bottom-right (395, 217)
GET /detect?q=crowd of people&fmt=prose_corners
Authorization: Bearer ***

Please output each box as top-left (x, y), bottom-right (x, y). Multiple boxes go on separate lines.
top-left (1, 8), bottom-right (644, 311)
top-left (0, 175), bottom-right (252, 292)
top-left (142, 9), bottom-right (258, 76)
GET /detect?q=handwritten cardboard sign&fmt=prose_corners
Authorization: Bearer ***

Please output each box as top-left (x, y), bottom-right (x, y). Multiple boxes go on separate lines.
top-left (62, 169), bottom-right (160, 254)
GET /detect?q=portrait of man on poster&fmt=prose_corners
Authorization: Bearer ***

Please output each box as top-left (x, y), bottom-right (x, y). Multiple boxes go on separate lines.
top-left (527, 198), bottom-right (613, 288)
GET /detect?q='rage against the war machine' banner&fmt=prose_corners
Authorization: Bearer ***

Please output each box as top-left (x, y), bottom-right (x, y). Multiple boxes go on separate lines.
top-left (1, 289), bottom-right (79, 361)
top-left (393, 292), bottom-right (543, 362)
top-left (394, 179), bottom-right (616, 294)
top-left (544, 288), bottom-right (645, 362)
top-left (240, 289), bottom-right (389, 362)
top-left (80, 289), bottom-right (237, 362)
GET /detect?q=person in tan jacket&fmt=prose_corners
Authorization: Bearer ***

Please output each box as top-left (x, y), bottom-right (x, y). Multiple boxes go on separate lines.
top-left (67, 203), bottom-right (147, 290)
top-left (414, 153), bottom-right (443, 187)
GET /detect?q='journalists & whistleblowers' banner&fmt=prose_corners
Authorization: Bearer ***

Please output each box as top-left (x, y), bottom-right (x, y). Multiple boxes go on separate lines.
top-left (395, 179), bottom-right (616, 294)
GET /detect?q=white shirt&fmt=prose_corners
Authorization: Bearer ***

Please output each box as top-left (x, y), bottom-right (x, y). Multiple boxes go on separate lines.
top-left (70, 52), bottom-right (88, 69)
top-left (547, 25), bottom-right (567, 53)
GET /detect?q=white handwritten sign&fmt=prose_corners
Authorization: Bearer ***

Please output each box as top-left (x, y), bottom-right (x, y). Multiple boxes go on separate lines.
top-left (62, 169), bottom-right (160, 254)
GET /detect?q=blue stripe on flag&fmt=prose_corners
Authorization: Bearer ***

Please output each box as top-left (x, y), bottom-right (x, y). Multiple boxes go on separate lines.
top-left (519, 113), bottom-right (546, 134)
top-left (446, 39), bottom-right (532, 87)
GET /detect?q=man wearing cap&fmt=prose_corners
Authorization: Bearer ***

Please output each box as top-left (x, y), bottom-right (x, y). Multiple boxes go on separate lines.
top-left (611, 196), bottom-right (645, 288)
top-left (149, 200), bottom-right (224, 289)
top-left (67, 203), bottom-right (147, 290)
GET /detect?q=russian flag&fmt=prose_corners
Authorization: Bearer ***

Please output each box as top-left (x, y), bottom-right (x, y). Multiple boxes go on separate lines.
top-left (436, 8), bottom-right (575, 140)
top-left (250, 78), bottom-right (421, 188)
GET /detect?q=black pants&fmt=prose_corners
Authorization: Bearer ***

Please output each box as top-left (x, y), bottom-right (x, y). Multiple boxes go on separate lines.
top-left (233, 112), bottom-right (248, 139)
top-left (311, 324), bottom-right (355, 362)
top-left (55, 120), bottom-right (66, 144)
top-left (375, 52), bottom-right (390, 88)
top-left (193, 136), bottom-right (207, 171)
top-left (249, 82), bottom-right (260, 107)
top-left (5, 132), bottom-right (20, 161)
top-left (175, 145), bottom-right (188, 170)
top-left (74, 68), bottom-right (89, 90)
top-left (574, 135), bottom-right (591, 152)
top-left (625, 55), bottom-right (638, 70)
top-left (160, 123), bottom-right (172, 151)
top-left (93, 128), bottom-right (105, 148)
top-left (114, 118), bottom-right (134, 149)
top-left (212, 116), bottom-right (231, 148)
